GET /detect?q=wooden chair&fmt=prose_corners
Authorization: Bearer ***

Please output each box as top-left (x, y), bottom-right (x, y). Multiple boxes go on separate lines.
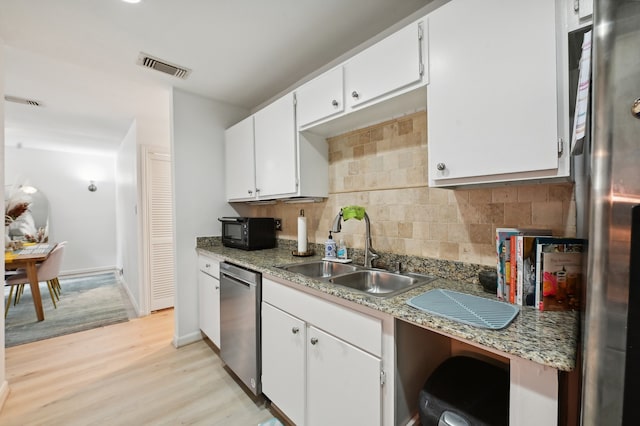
top-left (5, 243), bottom-right (65, 317)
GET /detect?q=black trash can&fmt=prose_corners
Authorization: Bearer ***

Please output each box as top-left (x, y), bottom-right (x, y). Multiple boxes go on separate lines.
top-left (418, 356), bottom-right (509, 426)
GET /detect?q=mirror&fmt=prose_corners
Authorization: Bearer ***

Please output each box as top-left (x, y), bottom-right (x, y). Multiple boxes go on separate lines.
top-left (5, 184), bottom-right (49, 243)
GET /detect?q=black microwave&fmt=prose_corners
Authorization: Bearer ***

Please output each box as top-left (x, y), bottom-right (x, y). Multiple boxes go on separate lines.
top-left (218, 217), bottom-right (276, 250)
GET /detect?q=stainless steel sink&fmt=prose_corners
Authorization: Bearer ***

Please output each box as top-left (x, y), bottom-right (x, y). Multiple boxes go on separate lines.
top-left (329, 270), bottom-right (422, 297)
top-left (277, 260), bottom-right (435, 298)
top-left (278, 261), bottom-right (360, 279)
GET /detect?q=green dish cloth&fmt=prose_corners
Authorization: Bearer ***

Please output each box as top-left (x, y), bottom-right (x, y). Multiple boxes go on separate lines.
top-left (341, 205), bottom-right (366, 221)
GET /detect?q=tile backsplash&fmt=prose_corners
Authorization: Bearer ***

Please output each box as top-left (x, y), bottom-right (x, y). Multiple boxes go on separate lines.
top-left (235, 111), bottom-right (576, 267)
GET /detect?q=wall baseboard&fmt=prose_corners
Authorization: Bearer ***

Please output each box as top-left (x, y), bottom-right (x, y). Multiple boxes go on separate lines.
top-left (173, 331), bottom-right (202, 348)
top-left (60, 266), bottom-right (117, 278)
top-left (119, 275), bottom-right (141, 317)
top-left (0, 380), bottom-right (10, 413)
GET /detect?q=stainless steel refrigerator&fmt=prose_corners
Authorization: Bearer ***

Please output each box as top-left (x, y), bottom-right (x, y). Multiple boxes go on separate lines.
top-left (581, 0), bottom-right (640, 424)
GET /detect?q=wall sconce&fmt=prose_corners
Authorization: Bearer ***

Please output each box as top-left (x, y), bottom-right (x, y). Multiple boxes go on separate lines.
top-left (88, 181), bottom-right (98, 192)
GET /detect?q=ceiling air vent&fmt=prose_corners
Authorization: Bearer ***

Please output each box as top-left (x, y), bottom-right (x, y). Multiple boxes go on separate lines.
top-left (5, 95), bottom-right (42, 107)
top-left (136, 52), bottom-right (191, 79)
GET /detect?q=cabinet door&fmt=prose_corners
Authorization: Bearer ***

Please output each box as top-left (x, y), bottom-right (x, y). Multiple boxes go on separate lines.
top-left (198, 270), bottom-right (220, 347)
top-left (261, 302), bottom-right (306, 425)
top-left (224, 116), bottom-right (256, 200)
top-left (296, 67), bottom-right (344, 128)
top-left (254, 92), bottom-right (297, 198)
top-left (306, 326), bottom-right (381, 426)
top-left (344, 21), bottom-right (424, 109)
top-left (578, 0), bottom-right (593, 19)
top-left (427, 0), bottom-right (560, 185)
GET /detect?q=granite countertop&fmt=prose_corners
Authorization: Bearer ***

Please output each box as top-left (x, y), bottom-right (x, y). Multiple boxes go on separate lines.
top-left (196, 239), bottom-right (578, 372)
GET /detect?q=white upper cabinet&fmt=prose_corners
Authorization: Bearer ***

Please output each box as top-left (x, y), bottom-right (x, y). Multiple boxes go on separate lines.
top-left (224, 116), bottom-right (255, 201)
top-left (254, 92), bottom-right (298, 198)
top-left (427, 0), bottom-right (569, 187)
top-left (345, 20), bottom-right (426, 110)
top-left (296, 67), bottom-right (344, 128)
top-left (225, 92), bottom-right (328, 202)
top-left (567, 0), bottom-right (593, 32)
top-left (296, 17), bottom-right (428, 136)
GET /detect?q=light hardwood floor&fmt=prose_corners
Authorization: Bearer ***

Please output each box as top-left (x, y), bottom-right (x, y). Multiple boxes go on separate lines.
top-left (1, 309), bottom-right (277, 425)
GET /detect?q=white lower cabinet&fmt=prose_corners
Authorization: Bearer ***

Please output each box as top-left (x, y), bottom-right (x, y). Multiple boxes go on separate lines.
top-left (306, 325), bottom-right (381, 426)
top-left (197, 254), bottom-right (220, 347)
top-left (261, 278), bottom-right (384, 425)
top-left (261, 302), bottom-right (306, 425)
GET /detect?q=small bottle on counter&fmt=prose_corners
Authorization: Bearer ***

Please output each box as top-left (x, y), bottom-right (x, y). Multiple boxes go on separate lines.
top-left (337, 239), bottom-right (347, 260)
top-left (324, 232), bottom-right (337, 259)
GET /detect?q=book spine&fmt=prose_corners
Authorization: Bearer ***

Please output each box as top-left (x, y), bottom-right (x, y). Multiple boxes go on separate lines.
top-left (535, 242), bottom-right (544, 310)
top-left (496, 233), bottom-right (503, 300)
top-left (516, 235), bottom-right (524, 305)
top-left (497, 243), bottom-right (504, 300)
top-left (509, 235), bottom-right (517, 304)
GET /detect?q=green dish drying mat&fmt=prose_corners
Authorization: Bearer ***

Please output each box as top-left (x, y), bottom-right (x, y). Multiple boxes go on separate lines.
top-left (406, 289), bottom-right (519, 330)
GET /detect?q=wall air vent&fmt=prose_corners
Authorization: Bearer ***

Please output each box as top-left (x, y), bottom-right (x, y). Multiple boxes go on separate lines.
top-left (5, 95), bottom-right (42, 107)
top-left (136, 52), bottom-right (191, 79)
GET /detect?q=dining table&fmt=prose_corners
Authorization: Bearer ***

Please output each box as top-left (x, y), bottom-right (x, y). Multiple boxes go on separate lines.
top-left (5, 242), bottom-right (56, 321)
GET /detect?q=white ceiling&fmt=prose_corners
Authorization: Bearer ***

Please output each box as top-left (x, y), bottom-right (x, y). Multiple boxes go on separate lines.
top-left (1, 0), bottom-right (434, 154)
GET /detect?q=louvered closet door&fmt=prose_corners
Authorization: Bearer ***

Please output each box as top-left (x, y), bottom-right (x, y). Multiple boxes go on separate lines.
top-left (149, 152), bottom-right (174, 310)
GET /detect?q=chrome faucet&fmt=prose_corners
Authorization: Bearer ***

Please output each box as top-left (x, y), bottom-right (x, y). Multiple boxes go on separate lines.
top-left (331, 210), bottom-right (379, 268)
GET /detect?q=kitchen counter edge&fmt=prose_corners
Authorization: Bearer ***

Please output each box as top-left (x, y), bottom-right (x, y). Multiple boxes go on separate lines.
top-left (196, 244), bottom-right (578, 372)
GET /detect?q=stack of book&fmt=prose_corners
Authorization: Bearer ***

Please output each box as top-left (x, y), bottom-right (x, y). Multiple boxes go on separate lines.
top-left (495, 228), bottom-right (586, 311)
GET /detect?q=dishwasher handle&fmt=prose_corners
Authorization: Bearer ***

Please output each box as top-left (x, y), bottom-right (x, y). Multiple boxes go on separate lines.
top-left (221, 272), bottom-right (254, 288)
top-left (220, 262), bottom-right (261, 286)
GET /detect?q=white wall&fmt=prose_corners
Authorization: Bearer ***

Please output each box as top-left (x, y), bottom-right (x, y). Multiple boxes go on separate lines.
top-left (1, 36), bottom-right (8, 410)
top-left (115, 87), bottom-right (171, 315)
top-left (115, 121), bottom-right (140, 311)
top-left (171, 88), bottom-right (247, 346)
top-left (4, 146), bottom-right (116, 275)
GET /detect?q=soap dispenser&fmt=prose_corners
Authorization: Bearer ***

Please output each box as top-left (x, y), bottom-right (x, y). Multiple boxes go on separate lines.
top-left (337, 239), bottom-right (347, 260)
top-left (324, 231), bottom-right (337, 259)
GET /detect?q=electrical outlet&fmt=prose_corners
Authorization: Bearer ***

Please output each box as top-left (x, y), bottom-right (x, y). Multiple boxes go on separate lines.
top-left (275, 218), bottom-right (282, 231)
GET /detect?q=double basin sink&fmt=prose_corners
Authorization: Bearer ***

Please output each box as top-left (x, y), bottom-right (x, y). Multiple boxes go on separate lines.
top-left (277, 260), bottom-right (436, 299)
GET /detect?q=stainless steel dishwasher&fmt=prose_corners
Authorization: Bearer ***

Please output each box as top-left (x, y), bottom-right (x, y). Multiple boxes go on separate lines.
top-left (219, 261), bottom-right (262, 395)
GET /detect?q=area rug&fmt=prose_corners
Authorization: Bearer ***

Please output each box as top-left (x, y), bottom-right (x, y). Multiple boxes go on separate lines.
top-left (4, 272), bottom-right (130, 347)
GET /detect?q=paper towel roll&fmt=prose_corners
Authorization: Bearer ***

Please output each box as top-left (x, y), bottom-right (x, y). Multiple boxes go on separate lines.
top-left (297, 211), bottom-right (307, 253)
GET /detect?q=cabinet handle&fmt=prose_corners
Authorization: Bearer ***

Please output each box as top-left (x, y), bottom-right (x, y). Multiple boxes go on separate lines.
top-left (215, 286), bottom-right (219, 290)
top-left (205, 263), bottom-right (211, 268)
top-left (310, 337), bottom-right (318, 345)
top-left (291, 327), bottom-right (300, 334)
top-left (331, 99), bottom-right (338, 107)
top-left (256, 188), bottom-right (261, 193)
top-left (351, 91), bottom-right (359, 99)
top-left (436, 162), bottom-right (446, 171)
top-left (248, 189), bottom-right (253, 195)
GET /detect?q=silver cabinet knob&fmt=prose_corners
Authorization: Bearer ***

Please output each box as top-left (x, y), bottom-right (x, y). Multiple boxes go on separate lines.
top-left (436, 162), bottom-right (446, 171)
top-left (215, 285), bottom-right (219, 290)
top-left (291, 327), bottom-right (300, 334)
top-left (632, 98), bottom-right (640, 119)
top-left (331, 99), bottom-right (338, 107)
top-left (256, 188), bottom-right (261, 193)
top-left (248, 189), bottom-right (253, 195)
top-left (205, 263), bottom-right (211, 268)
top-left (351, 91), bottom-right (359, 99)
top-left (310, 337), bottom-right (318, 345)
